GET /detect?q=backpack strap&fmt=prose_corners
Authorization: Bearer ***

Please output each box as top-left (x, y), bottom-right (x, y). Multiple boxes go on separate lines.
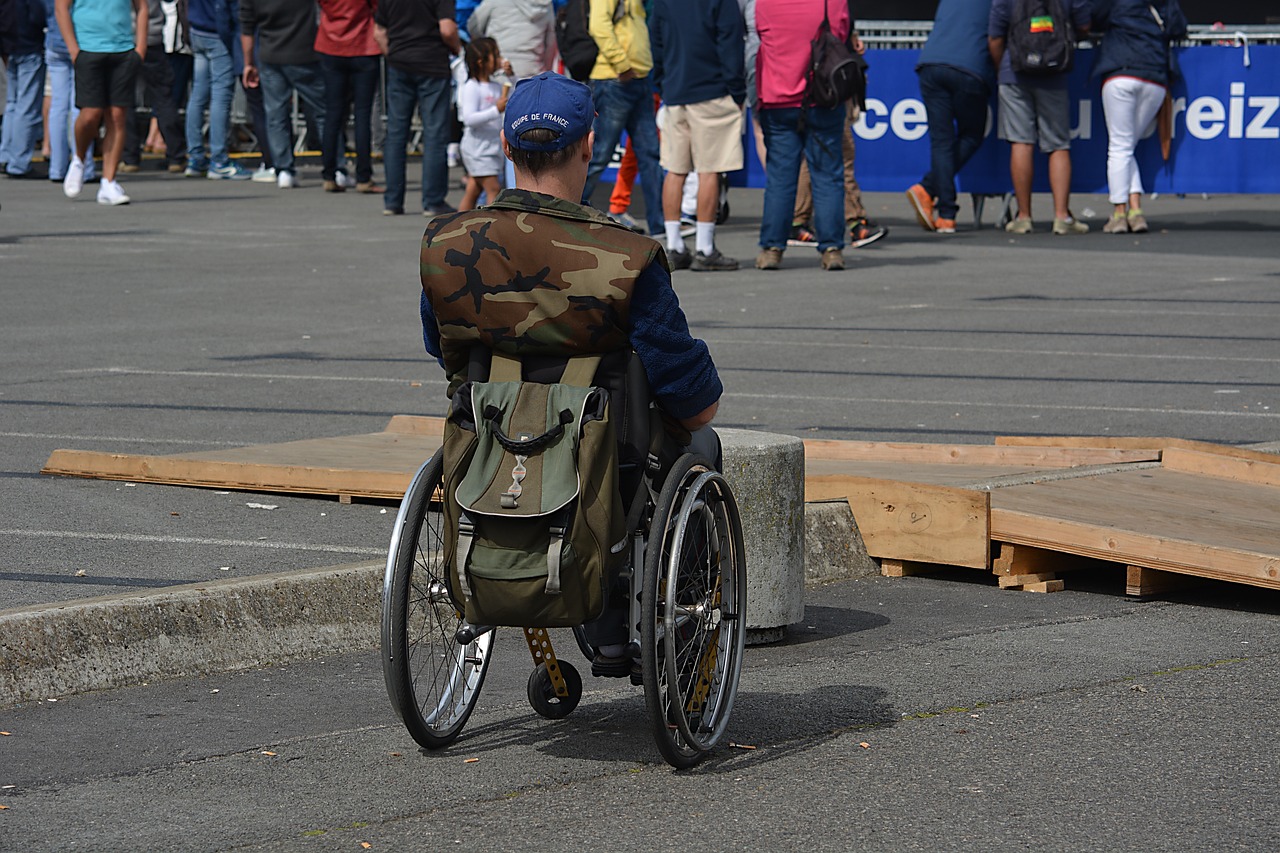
top-left (546, 522), bottom-right (566, 594)
top-left (488, 350), bottom-right (523, 382)
top-left (559, 353), bottom-right (603, 387)
top-left (456, 517), bottom-right (475, 598)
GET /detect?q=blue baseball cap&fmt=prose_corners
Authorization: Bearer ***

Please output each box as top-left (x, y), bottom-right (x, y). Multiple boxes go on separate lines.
top-left (504, 72), bottom-right (595, 152)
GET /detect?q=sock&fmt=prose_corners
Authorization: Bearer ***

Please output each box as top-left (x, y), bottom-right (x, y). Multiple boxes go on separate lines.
top-left (695, 222), bottom-right (715, 255)
top-left (664, 221), bottom-right (685, 252)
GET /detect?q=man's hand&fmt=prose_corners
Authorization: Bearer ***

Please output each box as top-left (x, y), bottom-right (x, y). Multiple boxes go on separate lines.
top-left (851, 33), bottom-right (866, 54)
top-left (618, 68), bottom-right (636, 82)
top-left (242, 63), bottom-right (259, 88)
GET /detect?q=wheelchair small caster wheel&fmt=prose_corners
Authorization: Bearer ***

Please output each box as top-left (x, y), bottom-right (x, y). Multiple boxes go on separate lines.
top-left (527, 661), bottom-right (582, 719)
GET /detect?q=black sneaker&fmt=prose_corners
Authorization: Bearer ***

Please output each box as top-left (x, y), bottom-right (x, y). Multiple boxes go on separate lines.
top-left (849, 218), bottom-right (888, 248)
top-left (669, 247), bottom-right (693, 270)
top-left (787, 222), bottom-right (818, 246)
top-left (691, 248), bottom-right (739, 272)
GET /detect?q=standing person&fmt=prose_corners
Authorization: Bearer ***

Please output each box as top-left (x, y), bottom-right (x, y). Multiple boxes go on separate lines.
top-left (988, 0), bottom-right (1091, 234)
top-left (578, 0), bottom-right (664, 238)
top-left (374, 0), bottom-right (460, 216)
top-left (239, 0), bottom-right (326, 189)
top-left (1092, 0), bottom-right (1186, 234)
top-left (120, 0), bottom-right (186, 173)
top-left (752, 0), bottom-right (848, 271)
top-left (316, 0), bottom-right (380, 193)
top-left (906, 0), bottom-right (996, 234)
top-left (55, 0), bottom-right (148, 205)
top-left (456, 36), bottom-right (508, 210)
top-left (41, 0), bottom-right (98, 183)
top-left (1, 0), bottom-right (47, 178)
top-left (649, 0), bottom-right (744, 271)
top-left (186, 0), bottom-right (249, 178)
top-left (467, 0), bottom-right (556, 80)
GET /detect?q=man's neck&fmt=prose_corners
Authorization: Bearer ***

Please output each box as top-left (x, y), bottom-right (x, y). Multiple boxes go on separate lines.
top-left (513, 173), bottom-right (586, 204)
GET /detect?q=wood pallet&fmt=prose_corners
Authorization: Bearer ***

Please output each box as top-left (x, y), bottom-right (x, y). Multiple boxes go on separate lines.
top-left (805, 437), bottom-right (1280, 598)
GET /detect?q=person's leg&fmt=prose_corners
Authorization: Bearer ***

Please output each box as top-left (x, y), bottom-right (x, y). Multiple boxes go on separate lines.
top-left (319, 54), bottom-right (345, 181)
top-left (581, 78), bottom-right (628, 206)
top-left (381, 66), bottom-right (412, 212)
top-left (841, 101), bottom-right (865, 222)
top-left (951, 73), bottom-right (990, 176)
top-left (100, 51), bottom-right (140, 184)
top-left (287, 61), bottom-right (328, 151)
top-left (73, 107), bottom-right (104, 161)
top-left (1010, 142), bottom-right (1034, 219)
top-left (258, 62), bottom-right (296, 176)
top-left (102, 105), bottom-right (130, 182)
top-left (757, 107), bottom-right (802, 250)
top-left (350, 55), bottom-right (379, 185)
top-left (793, 159), bottom-right (813, 227)
top-left (416, 75), bottom-right (453, 211)
top-left (205, 35), bottom-right (235, 168)
top-left (185, 34), bottom-right (213, 171)
top-left (46, 51), bottom-right (74, 180)
top-left (803, 105), bottom-right (845, 252)
top-left (919, 65), bottom-right (957, 218)
top-left (609, 137), bottom-right (637, 214)
top-left (661, 171), bottom-right (687, 229)
top-left (623, 78), bottom-right (664, 236)
top-left (143, 49), bottom-right (185, 166)
top-left (1035, 88), bottom-right (1074, 222)
top-left (3, 53), bottom-right (47, 175)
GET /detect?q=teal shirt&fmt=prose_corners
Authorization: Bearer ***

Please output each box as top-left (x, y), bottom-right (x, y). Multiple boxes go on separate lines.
top-left (72, 0), bottom-right (136, 53)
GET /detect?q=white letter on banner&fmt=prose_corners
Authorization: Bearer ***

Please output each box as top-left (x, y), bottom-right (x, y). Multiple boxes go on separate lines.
top-left (853, 98), bottom-right (889, 140)
top-left (1247, 96), bottom-right (1280, 139)
top-left (1186, 96), bottom-right (1225, 140)
top-left (890, 99), bottom-right (928, 140)
top-left (1229, 82), bottom-right (1245, 138)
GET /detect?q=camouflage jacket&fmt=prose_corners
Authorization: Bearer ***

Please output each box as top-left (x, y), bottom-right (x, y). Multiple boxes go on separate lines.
top-left (420, 188), bottom-right (669, 389)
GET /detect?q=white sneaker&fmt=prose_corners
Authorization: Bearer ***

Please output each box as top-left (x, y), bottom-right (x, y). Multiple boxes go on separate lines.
top-left (96, 179), bottom-right (131, 206)
top-left (251, 164), bottom-right (277, 183)
top-left (277, 170), bottom-right (296, 189)
top-left (64, 157), bottom-right (85, 198)
top-left (335, 170), bottom-right (356, 189)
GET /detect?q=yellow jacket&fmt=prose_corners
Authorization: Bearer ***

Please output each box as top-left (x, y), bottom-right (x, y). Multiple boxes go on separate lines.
top-left (588, 0), bottom-right (653, 80)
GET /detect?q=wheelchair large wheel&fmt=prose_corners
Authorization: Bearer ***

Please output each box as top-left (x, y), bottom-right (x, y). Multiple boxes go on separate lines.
top-left (381, 454), bottom-right (493, 750)
top-left (641, 453), bottom-right (747, 768)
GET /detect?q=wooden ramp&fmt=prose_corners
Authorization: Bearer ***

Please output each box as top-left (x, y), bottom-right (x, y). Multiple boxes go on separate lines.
top-left (41, 415), bottom-right (447, 502)
top-left (804, 437), bottom-right (1280, 597)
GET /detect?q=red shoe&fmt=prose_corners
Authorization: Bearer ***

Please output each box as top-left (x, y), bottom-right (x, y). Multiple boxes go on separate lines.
top-left (906, 184), bottom-right (936, 232)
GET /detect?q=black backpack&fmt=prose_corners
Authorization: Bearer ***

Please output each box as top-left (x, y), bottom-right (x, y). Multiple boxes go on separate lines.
top-left (806, 4), bottom-right (868, 110)
top-left (555, 0), bottom-right (598, 82)
top-left (1006, 0), bottom-right (1075, 75)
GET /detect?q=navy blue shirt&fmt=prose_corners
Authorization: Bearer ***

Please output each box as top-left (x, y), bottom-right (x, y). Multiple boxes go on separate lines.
top-left (1090, 0), bottom-right (1186, 87)
top-left (918, 0), bottom-right (997, 90)
top-left (420, 256), bottom-right (722, 421)
top-left (649, 0), bottom-right (746, 107)
top-left (989, 0), bottom-right (1091, 89)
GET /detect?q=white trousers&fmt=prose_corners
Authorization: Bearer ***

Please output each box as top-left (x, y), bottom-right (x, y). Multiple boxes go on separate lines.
top-left (1102, 76), bottom-right (1167, 205)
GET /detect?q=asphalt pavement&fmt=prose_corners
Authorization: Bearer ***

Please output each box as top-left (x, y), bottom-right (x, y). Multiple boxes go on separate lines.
top-left (1, 163), bottom-right (1279, 850)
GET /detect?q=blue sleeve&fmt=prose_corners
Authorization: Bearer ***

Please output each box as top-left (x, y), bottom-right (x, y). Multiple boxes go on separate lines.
top-left (1071, 0), bottom-right (1091, 32)
top-left (629, 262), bottom-right (723, 421)
top-left (420, 290), bottom-right (446, 369)
top-left (988, 0), bottom-right (1007, 39)
top-left (717, 0), bottom-right (746, 104)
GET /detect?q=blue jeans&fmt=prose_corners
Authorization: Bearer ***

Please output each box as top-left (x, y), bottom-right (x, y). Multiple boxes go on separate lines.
top-left (259, 61), bottom-right (327, 176)
top-left (45, 50), bottom-right (94, 180)
top-left (186, 30), bottom-right (236, 169)
top-left (383, 66), bottom-right (452, 213)
top-left (581, 76), bottom-right (663, 235)
top-left (917, 64), bottom-right (990, 220)
top-left (1, 52), bottom-right (47, 176)
top-left (758, 105), bottom-right (845, 251)
top-left (319, 53), bottom-right (379, 183)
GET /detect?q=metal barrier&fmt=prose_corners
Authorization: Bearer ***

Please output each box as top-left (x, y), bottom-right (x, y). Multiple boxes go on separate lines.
top-left (855, 19), bottom-right (1280, 49)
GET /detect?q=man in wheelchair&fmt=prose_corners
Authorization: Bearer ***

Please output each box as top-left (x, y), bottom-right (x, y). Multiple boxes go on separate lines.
top-left (417, 72), bottom-right (723, 680)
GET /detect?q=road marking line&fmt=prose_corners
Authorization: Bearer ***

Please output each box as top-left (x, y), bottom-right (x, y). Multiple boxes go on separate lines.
top-left (725, 392), bottom-right (1280, 419)
top-left (1, 431), bottom-right (244, 446)
top-left (62, 367), bottom-right (443, 384)
top-left (708, 338), bottom-right (1280, 364)
top-left (0, 530), bottom-right (384, 555)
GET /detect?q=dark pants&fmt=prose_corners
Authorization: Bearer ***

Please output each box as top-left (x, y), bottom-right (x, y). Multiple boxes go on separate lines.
top-left (383, 66), bottom-right (451, 213)
top-left (318, 53), bottom-right (379, 183)
top-left (917, 64), bottom-right (990, 220)
top-left (124, 46), bottom-right (187, 166)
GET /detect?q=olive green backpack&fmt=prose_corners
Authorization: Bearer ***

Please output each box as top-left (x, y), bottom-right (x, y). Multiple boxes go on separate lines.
top-left (440, 352), bottom-right (626, 628)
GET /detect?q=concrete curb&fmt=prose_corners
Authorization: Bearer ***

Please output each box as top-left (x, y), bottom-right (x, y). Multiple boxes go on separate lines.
top-left (0, 501), bottom-right (870, 708)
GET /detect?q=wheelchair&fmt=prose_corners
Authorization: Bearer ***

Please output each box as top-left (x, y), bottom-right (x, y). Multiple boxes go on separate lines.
top-left (379, 351), bottom-right (747, 768)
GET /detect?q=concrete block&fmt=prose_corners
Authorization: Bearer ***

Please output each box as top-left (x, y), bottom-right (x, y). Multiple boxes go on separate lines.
top-left (718, 428), bottom-right (806, 643)
top-left (804, 499), bottom-right (878, 585)
top-left (0, 562), bottom-right (382, 708)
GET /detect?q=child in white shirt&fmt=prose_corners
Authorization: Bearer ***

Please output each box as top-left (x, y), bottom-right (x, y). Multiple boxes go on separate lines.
top-left (458, 37), bottom-right (513, 210)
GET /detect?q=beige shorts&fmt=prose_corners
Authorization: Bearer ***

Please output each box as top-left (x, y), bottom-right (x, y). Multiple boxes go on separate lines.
top-left (659, 95), bottom-right (744, 175)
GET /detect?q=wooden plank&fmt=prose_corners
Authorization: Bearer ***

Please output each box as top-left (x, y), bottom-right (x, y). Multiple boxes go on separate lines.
top-left (818, 477), bottom-right (990, 569)
top-left (1126, 565), bottom-right (1203, 598)
top-left (880, 558), bottom-right (930, 578)
top-left (803, 439), bottom-right (1157, 468)
top-left (992, 542), bottom-right (1068, 576)
top-left (384, 415), bottom-right (448, 435)
top-left (992, 506), bottom-right (1280, 591)
top-left (1020, 580), bottom-right (1065, 593)
top-left (1160, 447), bottom-right (1280, 487)
top-left (998, 572), bottom-right (1058, 589)
top-left (996, 435), bottom-right (1280, 465)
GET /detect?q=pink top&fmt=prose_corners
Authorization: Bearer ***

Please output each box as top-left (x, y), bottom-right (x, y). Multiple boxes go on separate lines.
top-left (316, 0), bottom-right (380, 57)
top-left (755, 0), bottom-right (850, 110)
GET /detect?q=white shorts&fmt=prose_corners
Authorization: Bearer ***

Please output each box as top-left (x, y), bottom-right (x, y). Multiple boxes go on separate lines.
top-left (659, 95), bottom-right (744, 175)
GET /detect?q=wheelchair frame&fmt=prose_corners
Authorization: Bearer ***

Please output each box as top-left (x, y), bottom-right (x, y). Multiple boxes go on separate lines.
top-left (379, 431), bottom-right (747, 768)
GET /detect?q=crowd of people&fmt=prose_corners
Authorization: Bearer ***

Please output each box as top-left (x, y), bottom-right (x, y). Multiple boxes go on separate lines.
top-left (1, 0), bottom-right (1189, 253)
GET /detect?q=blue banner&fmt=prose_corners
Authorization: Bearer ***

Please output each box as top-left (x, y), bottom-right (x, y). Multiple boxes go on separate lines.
top-left (730, 44), bottom-right (1278, 194)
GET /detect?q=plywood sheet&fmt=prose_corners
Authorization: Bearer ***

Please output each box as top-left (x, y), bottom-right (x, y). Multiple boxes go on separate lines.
top-left (42, 418), bottom-right (446, 500)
